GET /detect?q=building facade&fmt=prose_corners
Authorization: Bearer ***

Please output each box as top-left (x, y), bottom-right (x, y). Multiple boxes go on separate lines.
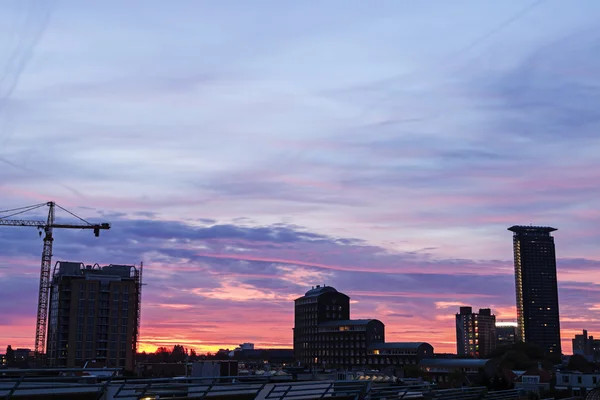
top-left (419, 359), bottom-right (497, 387)
top-left (293, 285), bottom-right (435, 370)
top-left (496, 321), bottom-right (518, 348)
top-left (46, 261), bottom-right (141, 370)
top-left (293, 285), bottom-right (350, 367)
top-left (508, 225), bottom-right (562, 355)
top-left (456, 307), bottom-right (496, 358)
top-left (317, 319), bottom-right (384, 368)
top-left (367, 342), bottom-right (433, 367)
top-left (572, 330), bottom-right (600, 361)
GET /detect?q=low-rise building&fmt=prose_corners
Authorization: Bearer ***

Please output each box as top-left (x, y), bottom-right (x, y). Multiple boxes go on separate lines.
top-left (556, 371), bottom-right (600, 398)
top-left (317, 319), bottom-right (384, 369)
top-left (419, 358), bottom-right (497, 386)
top-left (513, 367), bottom-right (552, 394)
top-left (367, 342), bottom-right (434, 367)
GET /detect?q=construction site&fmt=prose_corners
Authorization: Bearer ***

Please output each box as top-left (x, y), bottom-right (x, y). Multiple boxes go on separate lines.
top-left (0, 202), bottom-right (142, 368)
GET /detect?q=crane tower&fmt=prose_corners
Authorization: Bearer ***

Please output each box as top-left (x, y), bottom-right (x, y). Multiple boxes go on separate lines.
top-left (0, 202), bottom-right (110, 362)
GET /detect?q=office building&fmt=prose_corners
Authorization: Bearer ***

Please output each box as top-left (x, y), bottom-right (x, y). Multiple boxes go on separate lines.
top-left (318, 319), bottom-right (384, 368)
top-left (456, 307), bottom-right (496, 358)
top-left (293, 285), bottom-right (434, 369)
top-left (496, 321), bottom-right (518, 347)
top-left (508, 225), bottom-right (561, 355)
top-left (293, 285), bottom-right (350, 367)
top-left (46, 261), bottom-right (142, 370)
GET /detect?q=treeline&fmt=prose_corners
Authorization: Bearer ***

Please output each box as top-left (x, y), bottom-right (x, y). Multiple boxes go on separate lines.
top-left (136, 345), bottom-right (231, 363)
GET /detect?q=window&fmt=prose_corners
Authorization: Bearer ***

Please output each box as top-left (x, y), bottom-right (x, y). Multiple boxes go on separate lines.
top-left (577, 376), bottom-right (582, 384)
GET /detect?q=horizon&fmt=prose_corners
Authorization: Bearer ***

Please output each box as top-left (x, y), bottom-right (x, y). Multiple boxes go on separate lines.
top-left (1, 0), bottom-right (599, 356)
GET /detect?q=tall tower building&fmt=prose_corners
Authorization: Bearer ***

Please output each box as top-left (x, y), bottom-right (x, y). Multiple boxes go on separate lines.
top-left (46, 261), bottom-right (142, 370)
top-left (456, 307), bottom-right (496, 357)
top-left (293, 285), bottom-right (350, 367)
top-left (508, 225), bottom-right (561, 355)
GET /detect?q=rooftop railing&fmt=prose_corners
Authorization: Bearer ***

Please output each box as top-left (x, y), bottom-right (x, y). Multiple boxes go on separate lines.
top-left (0, 368), bottom-right (526, 400)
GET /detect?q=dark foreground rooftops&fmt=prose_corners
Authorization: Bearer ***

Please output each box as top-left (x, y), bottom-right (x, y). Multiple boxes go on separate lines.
top-left (420, 358), bottom-right (492, 368)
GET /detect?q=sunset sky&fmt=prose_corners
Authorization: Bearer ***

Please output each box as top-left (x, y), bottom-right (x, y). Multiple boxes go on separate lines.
top-left (1, 0), bottom-right (600, 355)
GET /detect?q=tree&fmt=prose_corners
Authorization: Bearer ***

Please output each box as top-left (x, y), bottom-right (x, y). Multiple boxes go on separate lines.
top-left (155, 347), bottom-right (171, 363)
top-left (189, 349), bottom-right (198, 361)
top-left (568, 354), bottom-right (593, 373)
top-left (171, 345), bottom-right (187, 363)
top-left (6, 345), bottom-right (15, 367)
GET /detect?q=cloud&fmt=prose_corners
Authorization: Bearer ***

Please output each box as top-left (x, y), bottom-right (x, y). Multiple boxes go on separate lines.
top-left (2, 1), bottom-right (600, 356)
top-left (2, 214), bottom-right (598, 354)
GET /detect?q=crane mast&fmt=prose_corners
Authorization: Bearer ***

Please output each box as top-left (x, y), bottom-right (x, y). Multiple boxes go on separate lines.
top-left (35, 203), bottom-right (55, 359)
top-left (0, 201), bottom-right (110, 362)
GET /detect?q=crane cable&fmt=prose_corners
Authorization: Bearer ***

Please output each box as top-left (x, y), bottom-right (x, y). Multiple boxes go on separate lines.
top-left (0, 202), bottom-right (94, 226)
top-left (0, 202), bottom-right (47, 214)
top-left (54, 203), bottom-right (93, 226)
top-left (0, 203), bottom-right (46, 219)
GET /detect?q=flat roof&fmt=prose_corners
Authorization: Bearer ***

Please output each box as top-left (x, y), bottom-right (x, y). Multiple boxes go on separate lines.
top-left (369, 342), bottom-right (430, 350)
top-left (419, 358), bottom-right (491, 368)
top-left (508, 225), bottom-right (557, 233)
top-left (319, 319), bottom-right (380, 327)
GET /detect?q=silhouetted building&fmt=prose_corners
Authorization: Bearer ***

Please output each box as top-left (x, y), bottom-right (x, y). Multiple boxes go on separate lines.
top-left (46, 261), bottom-right (142, 370)
top-left (573, 330), bottom-right (593, 357)
top-left (508, 225), bottom-right (561, 355)
top-left (317, 319), bottom-right (384, 368)
top-left (419, 359), bottom-right (498, 387)
top-left (293, 285), bottom-right (350, 367)
top-left (367, 342), bottom-right (434, 367)
top-left (293, 286), bottom-right (435, 370)
top-left (456, 307), bottom-right (496, 357)
top-left (496, 321), bottom-right (518, 347)
top-left (572, 330), bottom-right (600, 361)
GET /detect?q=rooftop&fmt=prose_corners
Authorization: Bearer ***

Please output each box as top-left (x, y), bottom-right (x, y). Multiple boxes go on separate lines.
top-left (420, 358), bottom-right (492, 368)
top-left (318, 319), bottom-right (380, 327)
top-left (369, 342), bottom-right (430, 350)
top-left (508, 225), bottom-right (557, 234)
top-left (53, 261), bottom-right (137, 279)
top-left (302, 285), bottom-right (339, 297)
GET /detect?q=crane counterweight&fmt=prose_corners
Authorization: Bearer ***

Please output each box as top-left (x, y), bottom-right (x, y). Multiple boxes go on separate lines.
top-left (0, 201), bottom-right (110, 363)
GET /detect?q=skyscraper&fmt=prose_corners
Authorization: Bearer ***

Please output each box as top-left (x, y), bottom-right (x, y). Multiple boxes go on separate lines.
top-left (508, 225), bottom-right (561, 355)
top-left (455, 306), bottom-right (496, 357)
top-left (46, 261), bottom-right (142, 370)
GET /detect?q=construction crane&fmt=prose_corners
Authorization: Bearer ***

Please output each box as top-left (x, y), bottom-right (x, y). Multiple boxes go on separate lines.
top-left (0, 201), bottom-right (110, 362)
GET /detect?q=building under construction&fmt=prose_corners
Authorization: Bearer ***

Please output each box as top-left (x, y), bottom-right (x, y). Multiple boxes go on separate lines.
top-left (46, 261), bottom-right (142, 371)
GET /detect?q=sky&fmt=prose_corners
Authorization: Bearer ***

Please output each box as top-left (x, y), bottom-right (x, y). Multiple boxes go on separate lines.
top-left (1, 0), bottom-right (599, 356)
